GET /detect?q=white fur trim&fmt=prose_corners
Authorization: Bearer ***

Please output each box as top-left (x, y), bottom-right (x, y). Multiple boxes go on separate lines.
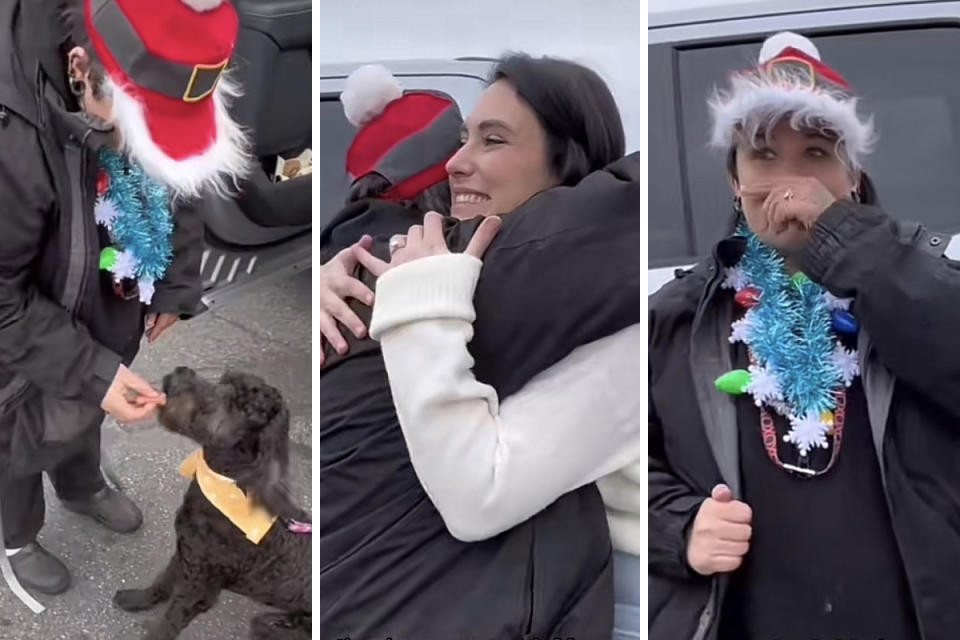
top-left (180, 0), bottom-right (224, 11)
top-left (759, 31), bottom-right (820, 64)
top-left (108, 73), bottom-right (253, 199)
top-left (340, 65), bottom-right (403, 128)
top-left (709, 71), bottom-right (876, 168)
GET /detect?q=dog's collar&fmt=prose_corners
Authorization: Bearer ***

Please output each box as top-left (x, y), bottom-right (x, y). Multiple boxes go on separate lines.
top-left (180, 450), bottom-right (278, 544)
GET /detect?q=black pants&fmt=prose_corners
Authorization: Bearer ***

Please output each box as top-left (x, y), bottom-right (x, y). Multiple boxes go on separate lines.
top-left (1, 414), bottom-right (106, 548)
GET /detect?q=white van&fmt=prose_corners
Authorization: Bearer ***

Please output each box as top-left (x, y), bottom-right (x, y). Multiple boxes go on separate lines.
top-left (650, 0), bottom-right (960, 294)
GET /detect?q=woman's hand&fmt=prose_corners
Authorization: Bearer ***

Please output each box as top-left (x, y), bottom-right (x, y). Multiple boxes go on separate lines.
top-left (352, 211), bottom-right (503, 275)
top-left (318, 235), bottom-right (377, 365)
top-left (144, 313), bottom-right (179, 344)
top-left (686, 484), bottom-right (753, 576)
top-left (740, 176), bottom-right (838, 235)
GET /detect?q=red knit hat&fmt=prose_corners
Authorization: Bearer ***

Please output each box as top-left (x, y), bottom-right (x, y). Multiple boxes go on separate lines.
top-left (341, 65), bottom-right (462, 202)
top-left (86, 0), bottom-right (251, 197)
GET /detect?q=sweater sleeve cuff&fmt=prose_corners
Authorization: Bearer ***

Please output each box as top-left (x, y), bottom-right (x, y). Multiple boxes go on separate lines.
top-left (370, 253), bottom-right (482, 340)
top-left (81, 348), bottom-right (123, 406)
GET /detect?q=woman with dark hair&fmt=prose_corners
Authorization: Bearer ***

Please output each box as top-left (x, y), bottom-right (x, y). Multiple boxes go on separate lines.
top-left (649, 32), bottom-right (960, 640)
top-left (319, 54), bottom-right (641, 638)
top-left (0, 0), bottom-right (245, 603)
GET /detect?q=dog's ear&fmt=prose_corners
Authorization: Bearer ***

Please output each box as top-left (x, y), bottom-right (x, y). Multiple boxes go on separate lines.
top-left (232, 380), bottom-right (305, 521)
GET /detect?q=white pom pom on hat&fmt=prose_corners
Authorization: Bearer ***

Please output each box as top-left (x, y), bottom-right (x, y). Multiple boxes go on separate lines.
top-left (758, 31), bottom-right (821, 64)
top-left (340, 65), bottom-right (404, 128)
top-left (180, 0), bottom-right (225, 12)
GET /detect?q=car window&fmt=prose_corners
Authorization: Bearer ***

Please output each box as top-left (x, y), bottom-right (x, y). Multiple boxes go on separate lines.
top-left (649, 45), bottom-right (694, 265)
top-left (652, 26), bottom-right (960, 266)
top-left (318, 96), bottom-right (356, 233)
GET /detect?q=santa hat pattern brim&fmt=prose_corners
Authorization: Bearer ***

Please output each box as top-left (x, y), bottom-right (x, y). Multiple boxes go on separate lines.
top-left (709, 32), bottom-right (876, 165)
top-left (709, 75), bottom-right (876, 162)
top-left (110, 73), bottom-right (252, 198)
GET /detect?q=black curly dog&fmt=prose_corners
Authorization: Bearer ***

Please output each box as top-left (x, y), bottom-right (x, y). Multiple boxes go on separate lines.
top-left (113, 368), bottom-right (311, 640)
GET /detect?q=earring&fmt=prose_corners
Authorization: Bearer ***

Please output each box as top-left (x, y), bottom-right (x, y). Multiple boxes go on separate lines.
top-left (69, 77), bottom-right (85, 98)
top-left (733, 195), bottom-right (743, 213)
top-left (850, 190), bottom-right (861, 203)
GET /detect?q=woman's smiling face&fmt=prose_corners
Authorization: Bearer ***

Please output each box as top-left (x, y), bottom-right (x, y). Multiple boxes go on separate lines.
top-left (445, 79), bottom-right (558, 220)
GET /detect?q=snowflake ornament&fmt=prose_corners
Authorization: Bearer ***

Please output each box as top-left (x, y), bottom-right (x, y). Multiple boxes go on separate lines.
top-left (784, 413), bottom-right (830, 456)
top-left (823, 292), bottom-right (852, 311)
top-left (94, 197), bottom-right (120, 227)
top-left (138, 278), bottom-right (155, 305)
top-left (721, 265), bottom-right (748, 292)
top-left (729, 311), bottom-right (754, 344)
top-left (831, 345), bottom-right (860, 387)
top-left (746, 364), bottom-right (783, 406)
top-left (112, 250), bottom-right (138, 281)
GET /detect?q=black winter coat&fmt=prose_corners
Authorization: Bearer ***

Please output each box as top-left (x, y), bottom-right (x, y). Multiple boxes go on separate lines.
top-left (649, 200), bottom-right (960, 640)
top-left (319, 153), bottom-right (640, 639)
top-left (0, 0), bottom-right (203, 473)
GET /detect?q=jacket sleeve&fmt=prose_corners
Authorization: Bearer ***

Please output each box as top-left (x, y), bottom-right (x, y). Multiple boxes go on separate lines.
top-left (0, 116), bottom-right (120, 404)
top-left (454, 152), bottom-right (642, 398)
top-left (149, 196), bottom-right (204, 317)
top-left (797, 201), bottom-right (960, 419)
top-left (370, 253), bottom-right (643, 542)
top-left (649, 381), bottom-right (706, 581)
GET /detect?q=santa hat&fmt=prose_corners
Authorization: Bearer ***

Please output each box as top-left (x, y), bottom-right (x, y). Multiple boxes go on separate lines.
top-left (86, 0), bottom-right (252, 198)
top-left (341, 65), bottom-right (462, 202)
top-left (709, 31), bottom-right (876, 168)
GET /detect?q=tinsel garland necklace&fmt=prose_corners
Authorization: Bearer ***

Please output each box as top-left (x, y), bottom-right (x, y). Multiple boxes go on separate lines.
top-left (94, 148), bottom-right (174, 305)
top-left (715, 225), bottom-right (861, 469)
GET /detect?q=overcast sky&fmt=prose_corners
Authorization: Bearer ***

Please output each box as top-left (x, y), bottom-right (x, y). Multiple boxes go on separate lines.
top-left (316, 0), bottom-right (643, 152)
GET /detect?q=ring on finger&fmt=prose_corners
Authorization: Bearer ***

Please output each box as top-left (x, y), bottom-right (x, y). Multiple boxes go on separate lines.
top-left (388, 235), bottom-right (407, 255)
top-left (783, 188), bottom-right (794, 201)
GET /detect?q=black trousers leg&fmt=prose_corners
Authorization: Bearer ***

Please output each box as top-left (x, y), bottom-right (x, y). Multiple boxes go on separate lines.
top-left (0, 471), bottom-right (44, 549)
top-left (49, 416), bottom-right (106, 502)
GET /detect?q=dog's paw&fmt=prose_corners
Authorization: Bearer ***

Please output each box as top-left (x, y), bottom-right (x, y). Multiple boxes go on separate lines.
top-left (114, 588), bottom-right (159, 612)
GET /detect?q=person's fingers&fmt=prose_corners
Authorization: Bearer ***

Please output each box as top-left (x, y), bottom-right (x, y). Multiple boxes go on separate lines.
top-left (332, 272), bottom-right (374, 306)
top-left (712, 539), bottom-right (751, 557)
top-left (407, 224), bottom-right (423, 245)
top-left (718, 500), bottom-right (753, 525)
top-left (352, 244), bottom-right (389, 278)
top-left (710, 555), bottom-right (744, 574)
top-left (317, 311), bottom-right (348, 354)
top-left (333, 244), bottom-right (359, 272)
top-left (713, 520), bottom-right (753, 543)
top-left (464, 216), bottom-right (502, 260)
top-left (423, 211), bottom-right (446, 247)
top-left (356, 234), bottom-right (374, 250)
top-left (123, 370), bottom-right (162, 399)
top-left (326, 295), bottom-right (367, 339)
top-left (711, 483), bottom-right (733, 502)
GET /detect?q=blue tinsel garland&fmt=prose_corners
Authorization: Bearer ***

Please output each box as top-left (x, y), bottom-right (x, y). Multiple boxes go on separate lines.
top-left (98, 148), bottom-right (173, 285)
top-left (736, 224), bottom-right (843, 418)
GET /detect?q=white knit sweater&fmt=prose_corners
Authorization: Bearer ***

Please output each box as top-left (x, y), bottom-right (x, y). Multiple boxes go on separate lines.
top-left (369, 253), bottom-right (643, 554)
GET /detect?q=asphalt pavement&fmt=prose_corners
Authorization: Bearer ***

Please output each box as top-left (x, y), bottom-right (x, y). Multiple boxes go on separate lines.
top-left (0, 270), bottom-right (312, 640)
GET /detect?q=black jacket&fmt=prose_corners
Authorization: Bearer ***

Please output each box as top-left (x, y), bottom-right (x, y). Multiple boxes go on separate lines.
top-left (319, 153), bottom-right (640, 639)
top-left (0, 0), bottom-right (203, 472)
top-left (649, 200), bottom-right (960, 640)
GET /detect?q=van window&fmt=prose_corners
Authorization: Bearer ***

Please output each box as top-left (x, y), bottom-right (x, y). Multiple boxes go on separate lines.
top-left (318, 96), bottom-right (357, 232)
top-left (653, 27), bottom-right (960, 263)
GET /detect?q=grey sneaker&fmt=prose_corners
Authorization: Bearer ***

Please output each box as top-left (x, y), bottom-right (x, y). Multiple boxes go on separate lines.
top-left (7, 542), bottom-right (71, 595)
top-left (61, 487), bottom-right (143, 534)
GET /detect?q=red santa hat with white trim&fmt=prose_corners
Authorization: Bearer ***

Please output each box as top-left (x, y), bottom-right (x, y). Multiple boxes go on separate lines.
top-left (85, 0), bottom-right (252, 197)
top-left (340, 65), bottom-right (462, 202)
top-left (709, 32), bottom-right (876, 168)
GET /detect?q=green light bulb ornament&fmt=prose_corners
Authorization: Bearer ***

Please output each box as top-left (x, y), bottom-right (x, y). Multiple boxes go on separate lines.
top-left (715, 369), bottom-right (752, 395)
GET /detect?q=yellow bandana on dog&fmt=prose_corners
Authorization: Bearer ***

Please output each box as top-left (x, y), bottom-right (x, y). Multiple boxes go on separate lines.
top-left (179, 450), bottom-right (277, 544)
